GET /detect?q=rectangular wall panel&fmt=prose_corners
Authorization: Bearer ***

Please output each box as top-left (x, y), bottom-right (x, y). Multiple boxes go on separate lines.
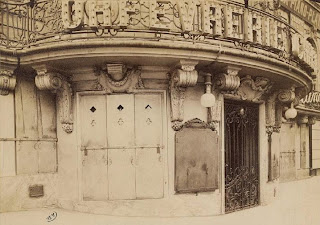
top-left (82, 150), bottom-right (108, 200)
top-left (312, 121), bottom-right (320, 169)
top-left (80, 95), bottom-right (107, 148)
top-left (136, 148), bottom-right (163, 199)
top-left (107, 94), bottom-right (134, 147)
top-left (108, 148), bottom-right (135, 200)
top-left (0, 93), bottom-right (16, 177)
top-left (134, 94), bottom-right (162, 146)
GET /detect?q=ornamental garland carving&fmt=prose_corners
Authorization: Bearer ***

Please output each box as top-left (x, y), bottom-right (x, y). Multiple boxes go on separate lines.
top-left (94, 63), bottom-right (144, 93)
top-left (169, 60), bottom-right (198, 131)
top-left (236, 75), bottom-right (273, 101)
top-left (0, 68), bottom-right (16, 96)
top-left (35, 68), bottom-right (73, 133)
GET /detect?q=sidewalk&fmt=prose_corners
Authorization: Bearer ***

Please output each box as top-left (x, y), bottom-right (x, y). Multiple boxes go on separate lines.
top-left (1, 176), bottom-right (320, 225)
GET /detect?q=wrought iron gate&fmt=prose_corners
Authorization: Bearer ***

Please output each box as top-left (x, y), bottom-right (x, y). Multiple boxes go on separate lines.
top-left (224, 100), bottom-right (259, 213)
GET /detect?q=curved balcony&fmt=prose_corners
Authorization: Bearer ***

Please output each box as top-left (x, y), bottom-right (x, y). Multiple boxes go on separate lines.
top-left (0, 0), bottom-right (317, 91)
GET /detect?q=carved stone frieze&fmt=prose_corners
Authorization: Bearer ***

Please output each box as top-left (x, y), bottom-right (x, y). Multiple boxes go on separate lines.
top-left (169, 60), bottom-right (198, 131)
top-left (35, 66), bottom-right (73, 133)
top-left (0, 67), bottom-right (16, 95)
top-left (277, 88), bottom-right (296, 103)
top-left (215, 65), bottom-right (241, 92)
top-left (94, 63), bottom-right (144, 93)
top-left (236, 75), bottom-right (273, 101)
top-left (179, 118), bottom-right (216, 131)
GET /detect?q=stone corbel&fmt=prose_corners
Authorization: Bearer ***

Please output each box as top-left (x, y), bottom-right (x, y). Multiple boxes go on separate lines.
top-left (236, 75), bottom-right (273, 101)
top-left (169, 60), bottom-right (198, 131)
top-left (265, 87), bottom-right (296, 134)
top-left (0, 66), bottom-right (16, 95)
top-left (94, 63), bottom-right (144, 93)
top-left (34, 66), bottom-right (73, 133)
top-left (297, 115), bottom-right (309, 125)
top-left (214, 65), bottom-right (241, 92)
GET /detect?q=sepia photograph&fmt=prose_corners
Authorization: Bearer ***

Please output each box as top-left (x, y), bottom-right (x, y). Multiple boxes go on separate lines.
top-left (0, 0), bottom-right (320, 224)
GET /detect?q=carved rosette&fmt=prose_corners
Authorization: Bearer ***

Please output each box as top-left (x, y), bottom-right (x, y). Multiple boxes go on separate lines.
top-left (215, 66), bottom-right (241, 92)
top-left (169, 60), bottom-right (198, 131)
top-left (95, 63), bottom-right (144, 93)
top-left (35, 68), bottom-right (73, 133)
top-left (0, 69), bottom-right (16, 95)
top-left (236, 75), bottom-right (273, 101)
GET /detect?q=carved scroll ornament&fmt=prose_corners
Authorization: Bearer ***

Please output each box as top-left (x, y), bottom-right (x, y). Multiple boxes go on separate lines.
top-left (236, 75), bottom-right (273, 101)
top-left (0, 68), bottom-right (16, 95)
top-left (35, 70), bottom-right (73, 133)
top-left (215, 66), bottom-right (241, 92)
top-left (169, 60), bottom-right (198, 131)
top-left (94, 63), bottom-right (144, 93)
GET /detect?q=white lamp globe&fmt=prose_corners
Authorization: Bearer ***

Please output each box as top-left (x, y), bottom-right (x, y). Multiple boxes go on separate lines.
top-left (285, 107), bottom-right (297, 119)
top-left (200, 93), bottom-right (216, 108)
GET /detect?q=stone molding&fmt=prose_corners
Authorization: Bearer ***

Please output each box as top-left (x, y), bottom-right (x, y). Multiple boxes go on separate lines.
top-left (0, 67), bottom-right (16, 96)
top-left (34, 65), bottom-right (73, 134)
top-left (94, 63), bottom-right (144, 93)
top-left (169, 60), bottom-right (198, 131)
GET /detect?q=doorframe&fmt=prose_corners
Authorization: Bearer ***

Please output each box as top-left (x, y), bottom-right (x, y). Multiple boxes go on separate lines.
top-left (221, 96), bottom-right (266, 213)
top-left (76, 90), bottom-right (168, 201)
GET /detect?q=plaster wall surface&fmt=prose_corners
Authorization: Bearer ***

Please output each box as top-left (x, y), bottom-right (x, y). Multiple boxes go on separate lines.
top-left (1, 175), bottom-right (320, 225)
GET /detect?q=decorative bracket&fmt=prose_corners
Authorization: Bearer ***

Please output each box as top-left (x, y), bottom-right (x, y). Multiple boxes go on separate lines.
top-left (265, 87), bottom-right (296, 135)
top-left (0, 66), bottom-right (16, 95)
top-left (236, 75), bottom-right (273, 101)
top-left (169, 60), bottom-right (198, 131)
top-left (214, 65), bottom-right (241, 92)
top-left (34, 65), bottom-right (73, 133)
top-left (94, 63), bottom-right (144, 93)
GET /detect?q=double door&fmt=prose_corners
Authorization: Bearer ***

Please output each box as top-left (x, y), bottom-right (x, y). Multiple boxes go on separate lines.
top-left (80, 93), bottom-right (164, 200)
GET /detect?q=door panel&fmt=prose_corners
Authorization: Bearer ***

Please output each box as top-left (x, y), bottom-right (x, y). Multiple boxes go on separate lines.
top-left (135, 94), bottom-right (162, 146)
top-left (80, 95), bottom-right (107, 148)
top-left (82, 150), bottom-right (108, 200)
top-left (108, 148), bottom-right (136, 200)
top-left (224, 100), bottom-right (259, 213)
top-left (136, 148), bottom-right (163, 199)
top-left (107, 95), bottom-right (134, 147)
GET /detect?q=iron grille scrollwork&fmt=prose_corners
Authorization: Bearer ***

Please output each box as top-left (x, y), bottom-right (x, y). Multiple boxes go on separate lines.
top-left (224, 100), bottom-right (259, 213)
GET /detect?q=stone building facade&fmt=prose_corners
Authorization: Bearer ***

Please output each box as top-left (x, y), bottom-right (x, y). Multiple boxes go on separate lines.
top-left (0, 0), bottom-right (319, 216)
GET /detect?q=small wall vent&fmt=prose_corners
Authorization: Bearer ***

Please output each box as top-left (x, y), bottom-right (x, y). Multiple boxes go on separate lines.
top-left (29, 185), bottom-right (44, 198)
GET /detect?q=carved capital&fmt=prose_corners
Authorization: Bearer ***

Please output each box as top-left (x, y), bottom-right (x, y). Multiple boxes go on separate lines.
top-left (236, 75), bottom-right (273, 101)
top-left (169, 60), bottom-right (198, 131)
top-left (95, 63), bottom-right (144, 93)
top-left (0, 67), bottom-right (16, 95)
top-left (308, 116), bottom-right (316, 125)
top-left (297, 115), bottom-right (309, 125)
top-left (35, 66), bottom-right (73, 134)
top-left (215, 66), bottom-right (241, 91)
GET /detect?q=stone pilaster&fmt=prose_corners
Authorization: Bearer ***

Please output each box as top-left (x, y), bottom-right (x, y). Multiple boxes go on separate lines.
top-left (34, 65), bottom-right (73, 133)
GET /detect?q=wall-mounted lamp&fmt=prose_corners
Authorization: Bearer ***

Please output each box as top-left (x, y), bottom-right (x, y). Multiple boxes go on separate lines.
top-left (284, 102), bottom-right (297, 120)
top-left (200, 73), bottom-right (215, 107)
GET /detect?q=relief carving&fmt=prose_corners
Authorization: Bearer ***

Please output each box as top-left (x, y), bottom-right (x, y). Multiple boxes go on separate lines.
top-left (94, 63), bottom-right (144, 93)
top-left (35, 66), bottom-right (73, 133)
top-left (169, 60), bottom-right (198, 131)
top-left (236, 75), bottom-right (273, 101)
top-left (0, 67), bottom-right (16, 95)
